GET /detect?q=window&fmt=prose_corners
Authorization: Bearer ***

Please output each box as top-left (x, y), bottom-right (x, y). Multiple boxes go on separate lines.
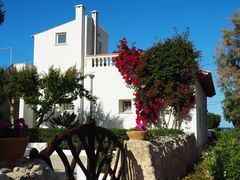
top-left (59, 103), bottom-right (74, 112)
top-left (56, 32), bottom-right (67, 45)
top-left (119, 100), bottom-right (132, 113)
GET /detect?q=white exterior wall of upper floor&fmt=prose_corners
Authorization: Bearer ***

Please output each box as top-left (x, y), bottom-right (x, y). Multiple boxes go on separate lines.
top-left (33, 18), bottom-right (83, 73)
top-left (33, 5), bottom-right (108, 74)
top-left (33, 6), bottom-right (85, 73)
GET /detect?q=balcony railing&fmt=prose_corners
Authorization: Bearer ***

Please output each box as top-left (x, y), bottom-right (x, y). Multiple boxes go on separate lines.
top-left (86, 53), bottom-right (118, 68)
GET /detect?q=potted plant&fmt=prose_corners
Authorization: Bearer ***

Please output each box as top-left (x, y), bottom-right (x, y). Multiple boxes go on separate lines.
top-left (0, 118), bottom-right (29, 162)
top-left (126, 127), bottom-right (148, 140)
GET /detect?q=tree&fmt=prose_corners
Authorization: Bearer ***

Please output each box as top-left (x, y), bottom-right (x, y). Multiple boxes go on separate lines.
top-left (0, 0), bottom-right (4, 25)
top-left (223, 92), bottom-right (240, 127)
top-left (216, 10), bottom-right (240, 126)
top-left (24, 66), bottom-right (94, 128)
top-left (0, 66), bottom-right (39, 124)
top-left (0, 65), bottom-right (94, 128)
top-left (114, 30), bottom-right (201, 129)
top-left (207, 112), bottom-right (221, 129)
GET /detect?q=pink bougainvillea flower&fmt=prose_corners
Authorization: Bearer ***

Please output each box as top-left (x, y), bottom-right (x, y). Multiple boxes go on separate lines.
top-left (132, 77), bottom-right (140, 86)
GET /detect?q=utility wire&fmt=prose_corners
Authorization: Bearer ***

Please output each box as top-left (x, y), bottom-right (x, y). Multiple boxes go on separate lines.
top-left (201, 62), bottom-right (215, 67)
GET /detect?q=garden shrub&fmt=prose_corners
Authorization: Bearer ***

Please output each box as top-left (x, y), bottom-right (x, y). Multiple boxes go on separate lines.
top-left (210, 129), bottom-right (240, 180)
top-left (207, 112), bottom-right (221, 129)
top-left (184, 129), bottom-right (240, 180)
top-left (29, 127), bottom-right (184, 149)
top-left (28, 128), bottom-right (65, 142)
top-left (148, 128), bottom-right (184, 138)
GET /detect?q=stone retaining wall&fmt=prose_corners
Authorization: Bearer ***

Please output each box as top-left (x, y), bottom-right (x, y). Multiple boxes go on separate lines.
top-left (0, 158), bottom-right (59, 180)
top-left (123, 133), bottom-right (199, 180)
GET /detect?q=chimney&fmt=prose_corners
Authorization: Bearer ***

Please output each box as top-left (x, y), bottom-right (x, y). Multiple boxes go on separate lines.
top-left (75, 4), bottom-right (85, 20)
top-left (91, 10), bottom-right (98, 55)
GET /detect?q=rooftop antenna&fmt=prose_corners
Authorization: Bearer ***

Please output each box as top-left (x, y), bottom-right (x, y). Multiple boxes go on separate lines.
top-left (0, 47), bottom-right (12, 66)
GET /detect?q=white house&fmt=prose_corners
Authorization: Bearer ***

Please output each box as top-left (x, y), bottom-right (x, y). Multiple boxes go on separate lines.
top-left (22, 5), bottom-right (215, 146)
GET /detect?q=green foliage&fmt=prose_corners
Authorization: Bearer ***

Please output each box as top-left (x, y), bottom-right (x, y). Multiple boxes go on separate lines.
top-left (24, 66), bottom-right (94, 128)
top-left (0, 65), bottom-right (94, 128)
top-left (142, 31), bottom-right (200, 84)
top-left (49, 112), bottom-right (78, 128)
top-left (0, 66), bottom-right (39, 121)
top-left (216, 10), bottom-right (240, 127)
top-left (29, 127), bottom-right (183, 149)
top-left (223, 92), bottom-right (240, 127)
top-left (28, 128), bottom-right (64, 142)
top-left (216, 10), bottom-right (240, 93)
top-left (184, 155), bottom-right (213, 180)
top-left (148, 128), bottom-right (184, 138)
top-left (211, 130), bottom-right (240, 180)
top-left (185, 129), bottom-right (240, 180)
top-left (207, 112), bottom-right (221, 129)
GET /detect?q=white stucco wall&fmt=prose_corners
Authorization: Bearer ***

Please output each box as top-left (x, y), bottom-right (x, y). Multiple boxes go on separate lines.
top-left (195, 80), bottom-right (208, 146)
top-left (97, 26), bottom-right (108, 54)
top-left (85, 18), bottom-right (108, 56)
top-left (19, 98), bottom-right (35, 127)
top-left (84, 61), bottom-right (136, 128)
top-left (33, 20), bottom-right (82, 73)
top-left (85, 16), bottom-right (94, 56)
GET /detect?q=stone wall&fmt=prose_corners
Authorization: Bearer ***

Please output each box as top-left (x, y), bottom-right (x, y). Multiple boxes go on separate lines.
top-left (123, 133), bottom-right (199, 180)
top-left (0, 158), bottom-right (59, 180)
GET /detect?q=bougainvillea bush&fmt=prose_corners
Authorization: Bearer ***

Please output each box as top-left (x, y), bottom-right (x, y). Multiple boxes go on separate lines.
top-left (113, 31), bottom-right (201, 130)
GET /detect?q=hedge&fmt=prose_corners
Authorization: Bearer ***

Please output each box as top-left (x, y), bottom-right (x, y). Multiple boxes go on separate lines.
top-left (28, 127), bottom-right (183, 149)
top-left (184, 129), bottom-right (240, 180)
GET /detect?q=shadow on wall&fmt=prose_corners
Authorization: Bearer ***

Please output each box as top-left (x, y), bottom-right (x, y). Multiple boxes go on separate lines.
top-left (150, 134), bottom-right (199, 179)
top-left (92, 103), bottom-right (124, 129)
top-left (42, 102), bottom-right (124, 129)
top-left (178, 114), bottom-right (193, 129)
top-left (124, 144), bottom-right (144, 180)
top-left (75, 102), bottom-right (124, 129)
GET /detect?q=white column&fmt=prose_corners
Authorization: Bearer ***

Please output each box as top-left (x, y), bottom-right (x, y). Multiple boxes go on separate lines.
top-left (75, 4), bottom-right (86, 120)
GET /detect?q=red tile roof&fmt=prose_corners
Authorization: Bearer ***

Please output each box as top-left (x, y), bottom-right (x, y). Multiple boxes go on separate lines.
top-left (198, 70), bottom-right (216, 97)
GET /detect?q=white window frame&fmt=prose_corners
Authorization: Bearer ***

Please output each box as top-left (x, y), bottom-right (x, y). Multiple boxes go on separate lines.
top-left (56, 32), bottom-right (67, 45)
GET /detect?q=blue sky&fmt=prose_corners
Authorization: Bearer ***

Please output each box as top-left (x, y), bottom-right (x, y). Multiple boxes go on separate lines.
top-left (0, 0), bottom-right (238, 127)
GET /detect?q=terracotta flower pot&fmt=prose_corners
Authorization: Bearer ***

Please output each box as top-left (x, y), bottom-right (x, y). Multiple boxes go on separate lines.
top-left (126, 130), bottom-right (148, 140)
top-left (0, 136), bottom-right (29, 162)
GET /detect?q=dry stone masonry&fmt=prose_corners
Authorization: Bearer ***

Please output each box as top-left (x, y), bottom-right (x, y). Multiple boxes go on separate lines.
top-left (0, 158), bottom-right (59, 180)
top-left (124, 133), bottom-right (199, 180)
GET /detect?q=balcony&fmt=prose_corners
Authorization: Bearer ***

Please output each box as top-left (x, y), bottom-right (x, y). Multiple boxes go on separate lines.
top-left (85, 53), bottom-right (118, 68)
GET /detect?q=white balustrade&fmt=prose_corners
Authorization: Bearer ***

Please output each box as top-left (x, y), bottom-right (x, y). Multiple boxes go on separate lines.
top-left (86, 53), bottom-right (118, 68)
